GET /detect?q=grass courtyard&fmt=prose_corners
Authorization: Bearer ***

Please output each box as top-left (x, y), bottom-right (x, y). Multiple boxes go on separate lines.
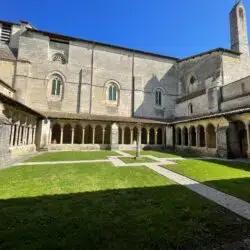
top-left (0, 151), bottom-right (250, 249)
top-left (163, 159), bottom-right (250, 203)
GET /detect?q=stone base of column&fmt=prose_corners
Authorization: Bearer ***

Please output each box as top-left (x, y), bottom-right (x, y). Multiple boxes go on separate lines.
top-left (110, 144), bottom-right (119, 151)
top-left (247, 151), bottom-right (250, 159)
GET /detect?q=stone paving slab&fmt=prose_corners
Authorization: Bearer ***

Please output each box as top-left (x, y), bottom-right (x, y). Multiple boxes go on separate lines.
top-left (147, 164), bottom-right (250, 220)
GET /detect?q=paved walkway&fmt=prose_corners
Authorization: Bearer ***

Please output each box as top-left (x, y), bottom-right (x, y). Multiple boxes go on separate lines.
top-left (146, 164), bottom-right (250, 220)
top-left (9, 151), bottom-right (250, 220)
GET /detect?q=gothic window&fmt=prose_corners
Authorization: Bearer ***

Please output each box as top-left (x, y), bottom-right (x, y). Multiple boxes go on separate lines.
top-left (48, 74), bottom-right (63, 101)
top-left (51, 77), bottom-right (62, 96)
top-left (52, 53), bottom-right (66, 64)
top-left (188, 103), bottom-right (193, 115)
top-left (153, 88), bottom-right (164, 109)
top-left (106, 81), bottom-right (120, 106)
top-left (155, 90), bottom-right (162, 107)
top-left (109, 84), bottom-right (117, 101)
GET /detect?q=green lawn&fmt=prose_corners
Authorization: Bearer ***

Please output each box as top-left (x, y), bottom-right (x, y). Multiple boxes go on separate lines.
top-left (26, 151), bottom-right (119, 162)
top-left (163, 159), bottom-right (250, 202)
top-left (125, 150), bottom-right (197, 158)
top-left (119, 156), bottom-right (157, 164)
top-left (0, 162), bottom-right (249, 249)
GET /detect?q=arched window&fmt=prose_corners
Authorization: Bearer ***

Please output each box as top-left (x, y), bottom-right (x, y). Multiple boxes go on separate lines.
top-left (188, 103), bottom-right (193, 115)
top-left (109, 84), bottom-right (117, 101)
top-left (51, 75), bottom-right (62, 96)
top-left (52, 53), bottom-right (66, 64)
top-left (154, 88), bottom-right (164, 108)
top-left (155, 90), bottom-right (162, 107)
top-left (190, 75), bottom-right (197, 85)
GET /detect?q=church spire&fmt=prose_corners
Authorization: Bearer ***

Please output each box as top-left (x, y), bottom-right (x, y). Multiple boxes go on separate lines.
top-left (230, 0), bottom-right (249, 55)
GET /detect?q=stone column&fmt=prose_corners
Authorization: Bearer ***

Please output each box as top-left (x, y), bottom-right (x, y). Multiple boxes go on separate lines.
top-left (110, 123), bottom-right (119, 150)
top-left (82, 127), bottom-right (85, 144)
top-left (48, 125), bottom-right (52, 145)
top-left (23, 126), bottom-right (27, 145)
top-left (33, 126), bottom-right (37, 144)
top-left (18, 125), bottom-right (23, 145)
top-left (60, 126), bottom-right (64, 144)
top-left (244, 121), bottom-right (250, 155)
top-left (130, 128), bottom-right (133, 144)
top-left (188, 128), bottom-right (192, 146)
top-left (92, 125), bottom-right (95, 144)
top-left (154, 129), bottom-right (158, 145)
top-left (14, 124), bottom-right (19, 146)
top-left (102, 126), bottom-right (105, 144)
top-left (138, 127), bottom-right (142, 146)
top-left (28, 126), bottom-right (32, 144)
top-left (121, 127), bottom-right (125, 145)
top-left (196, 126), bottom-right (200, 147)
top-left (9, 123), bottom-right (14, 146)
top-left (71, 126), bottom-right (75, 144)
top-left (146, 128), bottom-right (150, 144)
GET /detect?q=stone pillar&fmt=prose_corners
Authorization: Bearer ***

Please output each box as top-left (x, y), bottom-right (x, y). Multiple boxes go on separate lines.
top-left (138, 127), bottom-right (142, 146)
top-left (33, 126), bottom-right (37, 144)
top-left (130, 128), bottom-right (133, 144)
top-left (243, 121), bottom-right (250, 157)
top-left (216, 126), bottom-right (229, 158)
top-left (102, 126), bottom-right (105, 144)
top-left (196, 126), bottom-right (200, 147)
top-left (9, 123), bottom-right (14, 146)
top-left (14, 124), bottom-right (19, 146)
top-left (188, 128), bottom-right (192, 146)
top-left (23, 126), bottom-right (27, 145)
top-left (60, 126), bottom-right (63, 144)
top-left (18, 125), bottom-right (23, 145)
top-left (154, 129), bottom-right (158, 145)
top-left (121, 127), bottom-right (125, 145)
top-left (28, 126), bottom-right (32, 144)
top-left (165, 126), bottom-right (174, 147)
top-left (92, 125), bottom-right (95, 144)
top-left (48, 125), bottom-right (52, 145)
top-left (146, 128), bottom-right (150, 144)
top-left (82, 127), bottom-right (85, 144)
top-left (110, 123), bottom-right (119, 150)
top-left (71, 127), bottom-right (75, 144)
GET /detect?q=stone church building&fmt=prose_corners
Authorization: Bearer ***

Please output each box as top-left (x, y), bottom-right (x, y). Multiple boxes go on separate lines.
top-left (1, 1), bottom-right (250, 167)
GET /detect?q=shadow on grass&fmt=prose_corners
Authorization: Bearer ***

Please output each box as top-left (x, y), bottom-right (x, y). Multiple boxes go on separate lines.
top-left (1, 184), bottom-right (249, 249)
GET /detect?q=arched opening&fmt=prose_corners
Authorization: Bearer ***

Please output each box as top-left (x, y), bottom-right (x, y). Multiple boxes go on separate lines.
top-left (228, 121), bottom-right (248, 158)
top-left (85, 125), bottom-right (93, 144)
top-left (183, 127), bottom-right (188, 146)
top-left (105, 125), bottom-right (111, 144)
top-left (190, 126), bottom-right (196, 146)
top-left (177, 127), bottom-right (181, 145)
top-left (124, 127), bottom-right (130, 144)
top-left (52, 124), bottom-right (61, 144)
top-left (207, 124), bottom-right (216, 149)
top-left (149, 128), bottom-right (155, 144)
top-left (157, 128), bottom-right (163, 145)
top-left (198, 125), bottom-right (205, 147)
top-left (133, 127), bottom-right (138, 143)
top-left (74, 124), bottom-right (82, 144)
top-left (95, 125), bottom-right (102, 144)
top-left (118, 127), bottom-right (122, 144)
top-left (141, 128), bottom-right (147, 144)
top-left (63, 124), bottom-right (71, 144)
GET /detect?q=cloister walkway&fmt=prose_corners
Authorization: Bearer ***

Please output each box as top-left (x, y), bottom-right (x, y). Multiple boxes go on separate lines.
top-left (12, 151), bottom-right (250, 221)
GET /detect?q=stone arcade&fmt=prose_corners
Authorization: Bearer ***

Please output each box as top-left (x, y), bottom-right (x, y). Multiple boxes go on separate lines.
top-left (1, 2), bottom-right (250, 167)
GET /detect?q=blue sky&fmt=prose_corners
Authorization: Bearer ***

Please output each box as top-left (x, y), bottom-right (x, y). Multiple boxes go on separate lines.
top-left (2, 0), bottom-right (249, 58)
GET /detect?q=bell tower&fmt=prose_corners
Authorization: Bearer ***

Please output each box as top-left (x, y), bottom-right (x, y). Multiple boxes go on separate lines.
top-left (230, 0), bottom-right (249, 56)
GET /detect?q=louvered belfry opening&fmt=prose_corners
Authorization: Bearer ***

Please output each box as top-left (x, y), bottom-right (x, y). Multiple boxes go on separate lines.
top-left (0, 24), bottom-right (11, 44)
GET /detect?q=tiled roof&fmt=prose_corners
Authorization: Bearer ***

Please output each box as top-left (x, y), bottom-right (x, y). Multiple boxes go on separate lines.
top-left (42, 111), bottom-right (167, 125)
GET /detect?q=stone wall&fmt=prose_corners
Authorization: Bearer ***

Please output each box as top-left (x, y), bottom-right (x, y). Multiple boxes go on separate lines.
top-left (0, 123), bottom-right (11, 169)
top-left (0, 60), bottom-right (15, 88)
top-left (16, 30), bottom-right (178, 120)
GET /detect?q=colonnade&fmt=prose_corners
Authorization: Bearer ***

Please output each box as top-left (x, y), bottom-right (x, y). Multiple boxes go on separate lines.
top-left (50, 121), bottom-right (164, 146)
top-left (9, 121), bottom-right (36, 147)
